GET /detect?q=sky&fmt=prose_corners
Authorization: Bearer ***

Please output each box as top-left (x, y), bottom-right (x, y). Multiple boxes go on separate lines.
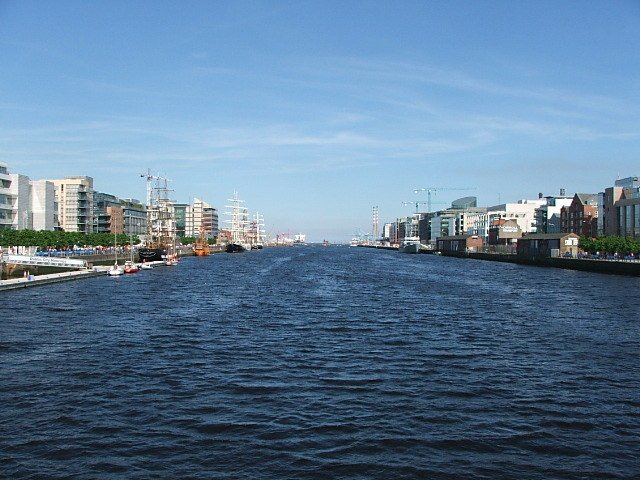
top-left (1, 1), bottom-right (639, 242)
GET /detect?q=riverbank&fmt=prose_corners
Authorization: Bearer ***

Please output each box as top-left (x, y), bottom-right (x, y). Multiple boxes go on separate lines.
top-left (439, 251), bottom-right (640, 276)
top-left (359, 244), bottom-right (640, 276)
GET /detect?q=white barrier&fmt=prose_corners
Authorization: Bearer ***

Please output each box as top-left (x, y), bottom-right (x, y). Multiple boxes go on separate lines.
top-left (1, 254), bottom-right (87, 269)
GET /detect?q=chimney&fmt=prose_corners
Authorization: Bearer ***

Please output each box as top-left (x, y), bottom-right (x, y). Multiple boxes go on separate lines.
top-left (538, 192), bottom-right (543, 199)
top-left (560, 188), bottom-right (566, 197)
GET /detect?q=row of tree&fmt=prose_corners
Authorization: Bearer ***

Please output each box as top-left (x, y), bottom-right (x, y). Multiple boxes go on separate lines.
top-left (0, 229), bottom-right (140, 249)
top-left (579, 235), bottom-right (640, 255)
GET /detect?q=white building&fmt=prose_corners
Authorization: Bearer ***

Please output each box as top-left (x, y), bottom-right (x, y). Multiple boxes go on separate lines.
top-left (49, 176), bottom-right (94, 233)
top-left (535, 194), bottom-right (573, 234)
top-left (0, 164), bottom-right (58, 231)
top-left (0, 162), bottom-right (15, 229)
top-left (9, 174), bottom-right (31, 229)
top-left (487, 199), bottom-right (545, 235)
top-left (185, 197), bottom-right (218, 238)
top-left (30, 180), bottom-right (57, 230)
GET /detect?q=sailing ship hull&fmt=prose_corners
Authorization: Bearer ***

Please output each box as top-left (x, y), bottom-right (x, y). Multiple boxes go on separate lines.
top-left (194, 238), bottom-right (210, 256)
top-left (138, 246), bottom-right (167, 262)
top-left (226, 242), bottom-right (248, 253)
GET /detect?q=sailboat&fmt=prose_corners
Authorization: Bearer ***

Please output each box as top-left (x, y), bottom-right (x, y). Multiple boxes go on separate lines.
top-left (165, 236), bottom-right (179, 265)
top-left (124, 229), bottom-right (139, 273)
top-left (225, 191), bottom-right (251, 253)
top-left (107, 231), bottom-right (124, 276)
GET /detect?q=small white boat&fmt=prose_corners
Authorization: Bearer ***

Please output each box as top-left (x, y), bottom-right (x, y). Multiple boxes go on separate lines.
top-left (107, 263), bottom-right (124, 276)
top-left (140, 263), bottom-right (153, 270)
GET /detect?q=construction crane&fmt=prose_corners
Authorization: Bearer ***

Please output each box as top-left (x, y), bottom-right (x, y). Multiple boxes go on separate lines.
top-left (402, 200), bottom-right (447, 214)
top-left (413, 187), bottom-right (476, 213)
top-left (402, 201), bottom-right (428, 214)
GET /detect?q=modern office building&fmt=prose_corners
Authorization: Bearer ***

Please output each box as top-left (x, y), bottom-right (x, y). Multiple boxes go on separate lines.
top-left (93, 193), bottom-right (146, 235)
top-left (174, 203), bottom-right (188, 238)
top-left (121, 198), bottom-right (146, 236)
top-left (602, 177), bottom-right (640, 238)
top-left (93, 192), bottom-right (120, 233)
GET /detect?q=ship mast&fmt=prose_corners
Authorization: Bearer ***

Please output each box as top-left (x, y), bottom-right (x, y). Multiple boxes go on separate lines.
top-left (225, 191), bottom-right (248, 243)
top-left (140, 170), bottom-right (175, 248)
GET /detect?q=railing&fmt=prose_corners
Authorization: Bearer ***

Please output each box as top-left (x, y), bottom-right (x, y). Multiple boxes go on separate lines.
top-left (1, 254), bottom-right (87, 269)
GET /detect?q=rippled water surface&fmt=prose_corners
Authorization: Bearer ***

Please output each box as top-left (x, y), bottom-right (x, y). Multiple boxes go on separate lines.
top-left (1, 246), bottom-right (639, 479)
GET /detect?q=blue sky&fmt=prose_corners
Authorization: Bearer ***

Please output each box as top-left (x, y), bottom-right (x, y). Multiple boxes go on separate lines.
top-left (1, 1), bottom-right (639, 241)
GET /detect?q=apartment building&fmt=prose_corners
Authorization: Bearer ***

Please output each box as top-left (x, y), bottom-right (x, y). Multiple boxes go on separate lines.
top-left (535, 190), bottom-right (573, 234)
top-left (560, 193), bottom-right (598, 237)
top-left (0, 162), bottom-right (15, 230)
top-left (185, 197), bottom-right (219, 239)
top-left (50, 176), bottom-right (94, 233)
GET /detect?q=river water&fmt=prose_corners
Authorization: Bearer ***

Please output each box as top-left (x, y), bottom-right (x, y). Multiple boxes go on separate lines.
top-left (1, 246), bottom-right (639, 479)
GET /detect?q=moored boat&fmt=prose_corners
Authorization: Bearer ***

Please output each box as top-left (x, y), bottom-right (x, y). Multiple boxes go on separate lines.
top-left (107, 263), bottom-right (124, 276)
top-left (194, 226), bottom-right (211, 256)
top-left (225, 191), bottom-right (250, 253)
top-left (399, 237), bottom-right (421, 254)
top-left (226, 242), bottom-right (249, 253)
top-left (123, 260), bottom-right (139, 274)
top-left (138, 246), bottom-right (167, 262)
top-left (138, 170), bottom-right (176, 263)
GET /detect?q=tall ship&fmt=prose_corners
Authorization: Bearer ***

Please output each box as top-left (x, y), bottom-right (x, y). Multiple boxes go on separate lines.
top-left (225, 191), bottom-right (251, 253)
top-left (248, 211), bottom-right (265, 249)
top-left (138, 170), bottom-right (177, 262)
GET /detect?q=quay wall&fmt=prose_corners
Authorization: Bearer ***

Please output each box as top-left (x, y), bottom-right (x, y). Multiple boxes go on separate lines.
top-left (358, 245), bottom-right (640, 276)
top-left (440, 251), bottom-right (640, 276)
top-left (358, 245), bottom-right (398, 251)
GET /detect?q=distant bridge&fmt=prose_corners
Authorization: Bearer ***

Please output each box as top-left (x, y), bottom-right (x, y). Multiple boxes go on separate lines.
top-left (1, 254), bottom-right (87, 269)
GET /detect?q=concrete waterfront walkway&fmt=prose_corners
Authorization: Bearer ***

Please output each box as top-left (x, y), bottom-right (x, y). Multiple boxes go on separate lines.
top-left (0, 269), bottom-right (104, 292)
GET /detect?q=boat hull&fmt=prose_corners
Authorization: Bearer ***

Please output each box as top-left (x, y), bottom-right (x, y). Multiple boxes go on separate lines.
top-left (399, 243), bottom-right (420, 254)
top-left (226, 242), bottom-right (248, 253)
top-left (138, 247), bottom-right (167, 262)
top-left (194, 248), bottom-right (210, 256)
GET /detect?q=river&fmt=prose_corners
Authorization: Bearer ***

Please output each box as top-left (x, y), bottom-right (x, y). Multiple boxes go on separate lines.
top-left (1, 246), bottom-right (638, 479)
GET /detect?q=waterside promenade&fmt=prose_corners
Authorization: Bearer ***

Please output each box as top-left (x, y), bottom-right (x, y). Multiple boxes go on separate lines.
top-left (0, 269), bottom-right (103, 292)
